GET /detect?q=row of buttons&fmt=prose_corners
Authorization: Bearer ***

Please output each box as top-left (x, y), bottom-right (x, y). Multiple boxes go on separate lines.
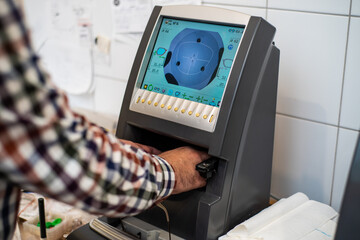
top-left (134, 90), bottom-right (218, 124)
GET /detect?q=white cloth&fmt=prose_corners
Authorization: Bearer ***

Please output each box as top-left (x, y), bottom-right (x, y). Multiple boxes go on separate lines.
top-left (219, 193), bottom-right (338, 240)
top-left (300, 220), bottom-right (337, 240)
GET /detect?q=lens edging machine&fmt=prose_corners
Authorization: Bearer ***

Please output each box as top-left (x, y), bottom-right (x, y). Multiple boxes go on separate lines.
top-left (68, 5), bottom-right (279, 240)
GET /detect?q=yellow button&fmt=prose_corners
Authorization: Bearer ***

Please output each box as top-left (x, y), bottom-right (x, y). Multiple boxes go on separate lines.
top-left (188, 111), bottom-right (193, 115)
top-left (161, 104), bottom-right (165, 108)
top-left (196, 113), bottom-right (200, 117)
top-left (141, 99), bottom-right (145, 103)
top-left (154, 102), bottom-right (158, 107)
top-left (167, 105), bottom-right (172, 110)
top-left (209, 115), bottom-right (214, 123)
top-left (181, 109), bottom-right (186, 113)
top-left (136, 96), bottom-right (141, 103)
top-left (174, 107), bottom-right (179, 112)
top-left (203, 115), bottom-right (208, 119)
top-left (148, 100), bottom-right (152, 105)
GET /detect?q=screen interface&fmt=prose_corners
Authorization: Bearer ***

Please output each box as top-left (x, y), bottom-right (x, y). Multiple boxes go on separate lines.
top-left (140, 17), bottom-right (244, 107)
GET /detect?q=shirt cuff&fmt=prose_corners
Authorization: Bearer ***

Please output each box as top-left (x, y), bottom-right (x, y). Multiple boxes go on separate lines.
top-left (152, 155), bottom-right (175, 199)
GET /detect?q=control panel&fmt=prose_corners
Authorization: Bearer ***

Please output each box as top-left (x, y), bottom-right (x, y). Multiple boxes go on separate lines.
top-left (130, 89), bottom-right (219, 131)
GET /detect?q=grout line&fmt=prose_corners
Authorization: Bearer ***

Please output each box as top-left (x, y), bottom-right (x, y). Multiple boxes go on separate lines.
top-left (203, 2), bottom-right (351, 17)
top-left (330, 135), bottom-right (339, 207)
top-left (329, 0), bottom-right (352, 207)
top-left (267, 7), bottom-right (350, 17)
top-left (203, 2), bottom-right (267, 10)
top-left (265, 0), bottom-right (268, 19)
top-left (336, 3), bottom-right (353, 136)
top-left (276, 112), bottom-right (360, 133)
top-left (338, 126), bottom-right (360, 133)
top-left (276, 112), bottom-right (339, 128)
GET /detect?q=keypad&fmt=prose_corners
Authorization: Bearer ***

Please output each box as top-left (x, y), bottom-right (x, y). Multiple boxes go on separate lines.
top-left (130, 89), bottom-right (219, 132)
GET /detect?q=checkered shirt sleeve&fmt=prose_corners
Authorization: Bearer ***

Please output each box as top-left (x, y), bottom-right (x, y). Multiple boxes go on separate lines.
top-left (0, 1), bottom-right (175, 239)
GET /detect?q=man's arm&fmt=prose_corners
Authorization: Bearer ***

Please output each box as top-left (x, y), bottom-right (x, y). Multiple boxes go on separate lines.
top-left (0, 0), bottom-right (206, 217)
top-left (159, 147), bottom-right (208, 194)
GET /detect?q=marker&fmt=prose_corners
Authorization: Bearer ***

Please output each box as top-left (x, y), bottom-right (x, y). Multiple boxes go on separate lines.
top-left (38, 198), bottom-right (47, 239)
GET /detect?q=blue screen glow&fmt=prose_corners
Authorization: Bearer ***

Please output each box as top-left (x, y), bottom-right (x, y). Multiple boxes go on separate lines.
top-left (141, 17), bottom-right (244, 107)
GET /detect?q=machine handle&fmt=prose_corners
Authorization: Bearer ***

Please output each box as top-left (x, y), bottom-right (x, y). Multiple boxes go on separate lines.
top-left (196, 158), bottom-right (218, 179)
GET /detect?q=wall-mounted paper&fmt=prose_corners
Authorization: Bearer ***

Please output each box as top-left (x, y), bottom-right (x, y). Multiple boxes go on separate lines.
top-left (111, 0), bottom-right (152, 35)
top-left (111, 0), bottom-right (201, 38)
top-left (40, 40), bottom-right (93, 95)
top-left (25, 0), bottom-right (95, 95)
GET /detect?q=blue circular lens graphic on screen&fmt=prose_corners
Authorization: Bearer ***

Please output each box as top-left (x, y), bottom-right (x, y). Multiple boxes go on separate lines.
top-left (163, 28), bottom-right (224, 90)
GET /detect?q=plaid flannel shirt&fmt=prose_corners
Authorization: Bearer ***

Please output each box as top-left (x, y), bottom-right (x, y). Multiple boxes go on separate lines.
top-left (0, 1), bottom-right (175, 239)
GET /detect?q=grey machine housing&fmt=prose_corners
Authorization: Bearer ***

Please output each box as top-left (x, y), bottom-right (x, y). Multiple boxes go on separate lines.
top-left (68, 5), bottom-right (279, 240)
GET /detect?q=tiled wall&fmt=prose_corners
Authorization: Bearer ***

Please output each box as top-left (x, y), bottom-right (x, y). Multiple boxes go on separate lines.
top-left (203, 0), bottom-right (360, 211)
top-left (24, 0), bottom-right (359, 212)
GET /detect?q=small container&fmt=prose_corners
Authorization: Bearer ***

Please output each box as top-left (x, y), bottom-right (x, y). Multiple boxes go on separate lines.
top-left (21, 212), bottom-right (71, 240)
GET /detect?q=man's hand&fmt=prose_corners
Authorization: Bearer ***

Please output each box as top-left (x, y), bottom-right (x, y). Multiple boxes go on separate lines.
top-left (159, 147), bottom-right (209, 194)
top-left (120, 139), bottom-right (161, 155)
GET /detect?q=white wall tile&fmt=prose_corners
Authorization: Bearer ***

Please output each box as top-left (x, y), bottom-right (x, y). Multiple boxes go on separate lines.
top-left (203, 3), bottom-right (266, 18)
top-left (268, 10), bottom-right (347, 125)
top-left (202, 0), bottom-right (266, 8)
top-left (271, 115), bottom-right (338, 204)
top-left (331, 128), bottom-right (359, 212)
top-left (67, 93), bottom-right (95, 111)
top-left (94, 77), bottom-right (127, 116)
top-left (353, 0), bottom-right (360, 16)
top-left (268, 0), bottom-right (351, 15)
top-left (23, 0), bottom-right (52, 51)
top-left (340, 17), bottom-right (360, 131)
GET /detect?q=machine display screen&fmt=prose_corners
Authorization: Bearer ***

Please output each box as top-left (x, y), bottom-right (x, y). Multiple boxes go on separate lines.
top-left (140, 17), bottom-right (244, 107)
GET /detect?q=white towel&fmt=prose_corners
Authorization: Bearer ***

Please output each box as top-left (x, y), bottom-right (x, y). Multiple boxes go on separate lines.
top-left (300, 220), bottom-right (337, 240)
top-left (219, 193), bottom-right (338, 240)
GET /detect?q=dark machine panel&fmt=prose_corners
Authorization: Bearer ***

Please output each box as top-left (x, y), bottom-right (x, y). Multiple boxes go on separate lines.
top-left (68, 5), bottom-right (279, 240)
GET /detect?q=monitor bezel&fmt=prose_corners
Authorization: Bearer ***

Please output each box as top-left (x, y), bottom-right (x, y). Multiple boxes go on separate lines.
top-left (128, 6), bottom-right (251, 132)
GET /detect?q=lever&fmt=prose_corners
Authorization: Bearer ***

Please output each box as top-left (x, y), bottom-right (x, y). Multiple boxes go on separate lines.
top-left (196, 158), bottom-right (218, 179)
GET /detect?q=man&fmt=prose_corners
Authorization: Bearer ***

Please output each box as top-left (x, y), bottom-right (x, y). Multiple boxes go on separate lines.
top-left (0, 0), bottom-right (208, 239)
